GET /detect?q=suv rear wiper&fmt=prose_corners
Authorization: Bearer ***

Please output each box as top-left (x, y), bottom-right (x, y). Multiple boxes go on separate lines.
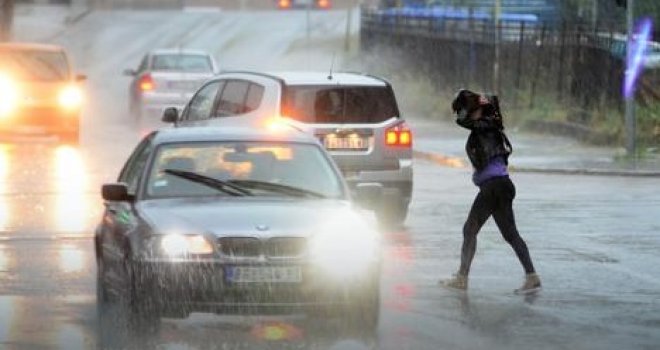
top-left (226, 180), bottom-right (326, 199)
top-left (163, 169), bottom-right (253, 197)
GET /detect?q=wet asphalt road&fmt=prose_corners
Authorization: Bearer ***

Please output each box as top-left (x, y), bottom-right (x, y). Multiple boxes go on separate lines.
top-left (2, 8), bottom-right (660, 350)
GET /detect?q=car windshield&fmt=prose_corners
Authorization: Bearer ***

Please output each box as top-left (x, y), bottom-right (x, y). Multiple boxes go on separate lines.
top-left (0, 50), bottom-right (69, 81)
top-left (145, 141), bottom-right (343, 199)
top-left (282, 85), bottom-right (399, 123)
top-left (151, 54), bottom-right (213, 72)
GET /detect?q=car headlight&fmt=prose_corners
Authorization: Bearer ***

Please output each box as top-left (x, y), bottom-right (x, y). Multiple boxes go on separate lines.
top-left (0, 74), bottom-right (18, 117)
top-left (159, 234), bottom-right (214, 256)
top-left (58, 85), bottom-right (83, 110)
top-left (310, 219), bottom-right (380, 277)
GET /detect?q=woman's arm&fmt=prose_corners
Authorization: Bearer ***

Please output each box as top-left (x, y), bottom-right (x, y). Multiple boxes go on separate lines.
top-left (456, 114), bottom-right (501, 130)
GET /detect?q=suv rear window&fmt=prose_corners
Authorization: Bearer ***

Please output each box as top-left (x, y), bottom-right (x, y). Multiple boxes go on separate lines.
top-left (282, 85), bottom-right (399, 124)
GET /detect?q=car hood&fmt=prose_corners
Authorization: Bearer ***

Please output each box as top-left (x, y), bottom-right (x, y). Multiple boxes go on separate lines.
top-left (137, 198), bottom-right (370, 239)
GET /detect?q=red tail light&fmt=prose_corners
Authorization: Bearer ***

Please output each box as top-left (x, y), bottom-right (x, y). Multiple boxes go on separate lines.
top-left (385, 123), bottom-right (412, 147)
top-left (278, 0), bottom-right (291, 8)
top-left (317, 0), bottom-right (330, 8)
top-left (138, 74), bottom-right (155, 92)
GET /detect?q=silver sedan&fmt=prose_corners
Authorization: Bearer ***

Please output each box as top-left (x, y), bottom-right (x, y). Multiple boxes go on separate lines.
top-left (124, 49), bottom-right (218, 119)
top-left (95, 125), bottom-right (383, 330)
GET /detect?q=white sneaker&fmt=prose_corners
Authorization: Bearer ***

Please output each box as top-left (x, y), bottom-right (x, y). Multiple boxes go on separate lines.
top-left (514, 273), bottom-right (542, 295)
top-left (441, 273), bottom-right (468, 290)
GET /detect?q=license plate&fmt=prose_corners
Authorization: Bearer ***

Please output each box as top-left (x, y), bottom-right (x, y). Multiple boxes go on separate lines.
top-left (323, 135), bottom-right (368, 150)
top-left (226, 266), bottom-right (302, 283)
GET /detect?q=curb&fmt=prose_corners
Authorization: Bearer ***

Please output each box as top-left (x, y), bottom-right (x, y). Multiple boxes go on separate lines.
top-left (413, 150), bottom-right (660, 178)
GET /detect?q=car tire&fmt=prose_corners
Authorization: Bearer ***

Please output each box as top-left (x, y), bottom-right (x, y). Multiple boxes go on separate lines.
top-left (345, 283), bottom-right (380, 333)
top-left (376, 197), bottom-right (409, 227)
top-left (96, 257), bottom-right (111, 304)
top-left (130, 99), bottom-right (142, 120)
top-left (122, 260), bottom-right (161, 332)
top-left (59, 130), bottom-right (80, 145)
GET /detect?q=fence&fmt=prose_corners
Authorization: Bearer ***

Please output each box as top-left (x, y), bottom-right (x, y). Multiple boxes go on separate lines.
top-left (360, 7), bottom-right (659, 129)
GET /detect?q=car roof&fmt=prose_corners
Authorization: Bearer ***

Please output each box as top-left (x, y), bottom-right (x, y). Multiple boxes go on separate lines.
top-left (218, 71), bottom-right (388, 87)
top-left (0, 42), bottom-right (64, 52)
top-left (149, 48), bottom-right (211, 56)
top-left (151, 125), bottom-right (319, 145)
top-left (268, 71), bottom-right (388, 86)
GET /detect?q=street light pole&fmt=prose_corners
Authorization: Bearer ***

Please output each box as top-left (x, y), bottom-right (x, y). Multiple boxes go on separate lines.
top-left (625, 0), bottom-right (635, 158)
top-left (493, 0), bottom-right (501, 95)
top-left (0, 0), bottom-right (14, 42)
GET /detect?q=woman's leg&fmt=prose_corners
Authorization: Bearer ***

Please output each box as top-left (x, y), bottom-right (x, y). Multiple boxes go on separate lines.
top-left (492, 179), bottom-right (536, 274)
top-left (458, 190), bottom-right (493, 276)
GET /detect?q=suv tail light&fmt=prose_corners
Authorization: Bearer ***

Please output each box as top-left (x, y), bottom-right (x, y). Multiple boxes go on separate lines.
top-left (138, 74), bottom-right (155, 92)
top-left (385, 123), bottom-right (412, 147)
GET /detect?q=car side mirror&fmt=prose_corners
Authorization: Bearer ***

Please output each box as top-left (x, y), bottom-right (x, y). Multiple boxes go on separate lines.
top-left (75, 74), bottom-right (87, 82)
top-left (354, 183), bottom-right (383, 208)
top-left (162, 107), bottom-right (179, 124)
top-left (102, 183), bottom-right (131, 201)
top-left (123, 69), bottom-right (137, 76)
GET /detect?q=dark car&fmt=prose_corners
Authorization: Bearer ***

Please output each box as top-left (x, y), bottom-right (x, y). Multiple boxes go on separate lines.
top-left (95, 125), bottom-right (382, 329)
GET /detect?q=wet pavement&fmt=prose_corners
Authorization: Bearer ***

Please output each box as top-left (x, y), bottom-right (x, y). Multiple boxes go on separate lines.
top-left (0, 6), bottom-right (659, 350)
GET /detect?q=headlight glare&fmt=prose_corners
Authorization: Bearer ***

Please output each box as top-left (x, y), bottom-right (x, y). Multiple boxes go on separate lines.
top-left (0, 74), bottom-right (18, 116)
top-left (310, 224), bottom-right (379, 277)
top-left (159, 234), bottom-right (214, 256)
top-left (58, 85), bottom-right (83, 110)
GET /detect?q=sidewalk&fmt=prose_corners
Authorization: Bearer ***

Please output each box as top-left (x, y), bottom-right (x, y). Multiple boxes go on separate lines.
top-left (410, 118), bottom-right (660, 177)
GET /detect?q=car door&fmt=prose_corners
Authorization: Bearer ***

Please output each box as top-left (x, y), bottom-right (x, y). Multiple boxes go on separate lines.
top-left (179, 80), bottom-right (224, 124)
top-left (99, 134), bottom-right (154, 280)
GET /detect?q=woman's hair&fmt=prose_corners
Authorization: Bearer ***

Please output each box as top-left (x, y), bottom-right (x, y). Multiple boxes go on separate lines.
top-left (452, 89), bottom-right (504, 129)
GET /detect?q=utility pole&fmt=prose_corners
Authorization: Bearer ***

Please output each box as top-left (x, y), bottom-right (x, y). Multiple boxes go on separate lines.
top-left (0, 0), bottom-right (14, 42)
top-left (493, 0), bottom-right (501, 95)
top-left (625, 0), bottom-right (635, 158)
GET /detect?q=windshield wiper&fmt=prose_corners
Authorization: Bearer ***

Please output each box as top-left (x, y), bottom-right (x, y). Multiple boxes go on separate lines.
top-left (226, 180), bottom-right (326, 199)
top-left (163, 169), bottom-right (253, 197)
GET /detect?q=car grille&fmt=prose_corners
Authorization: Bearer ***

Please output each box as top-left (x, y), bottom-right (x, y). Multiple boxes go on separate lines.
top-left (218, 237), bottom-right (307, 258)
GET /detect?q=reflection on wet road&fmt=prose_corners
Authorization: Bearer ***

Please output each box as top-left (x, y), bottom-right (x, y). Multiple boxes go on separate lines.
top-left (0, 142), bottom-right (101, 237)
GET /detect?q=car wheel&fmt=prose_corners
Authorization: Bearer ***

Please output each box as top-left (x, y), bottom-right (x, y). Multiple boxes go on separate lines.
top-left (96, 256), bottom-right (111, 304)
top-left (121, 260), bottom-right (161, 332)
top-left (130, 100), bottom-right (142, 119)
top-left (376, 198), bottom-right (409, 228)
top-left (346, 283), bottom-right (380, 332)
top-left (59, 130), bottom-right (80, 145)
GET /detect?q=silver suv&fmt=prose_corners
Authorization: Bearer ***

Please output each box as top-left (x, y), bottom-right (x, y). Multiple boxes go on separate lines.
top-left (163, 71), bottom-right (412, 225)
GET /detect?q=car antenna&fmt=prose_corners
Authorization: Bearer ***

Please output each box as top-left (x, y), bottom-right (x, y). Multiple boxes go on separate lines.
top-left (327, 53), bottom-right (336, 80)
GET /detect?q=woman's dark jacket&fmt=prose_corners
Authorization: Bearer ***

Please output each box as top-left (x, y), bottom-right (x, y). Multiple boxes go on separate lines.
top-left (456, 114), bottom-right (512, 171)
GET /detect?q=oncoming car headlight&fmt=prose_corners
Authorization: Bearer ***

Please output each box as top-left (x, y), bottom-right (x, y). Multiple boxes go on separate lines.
top-left (310, 219), bottom-right (380, 277)
top-left (58, 85), bottom-right (83, 110)
top-left (158, 234), bottom-right (214, 256)
top-left (0, 74), bottom-right (19, 117)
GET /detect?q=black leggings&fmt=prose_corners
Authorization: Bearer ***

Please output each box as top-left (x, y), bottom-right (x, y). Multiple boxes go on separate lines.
top-left (459, 176), bottom-right (536, 276)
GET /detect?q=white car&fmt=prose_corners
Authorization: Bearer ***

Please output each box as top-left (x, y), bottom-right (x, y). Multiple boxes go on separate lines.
top-left (125, 49), bottom-right (218, 119)
top-left (163, 71), bottom-right (413, 226)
